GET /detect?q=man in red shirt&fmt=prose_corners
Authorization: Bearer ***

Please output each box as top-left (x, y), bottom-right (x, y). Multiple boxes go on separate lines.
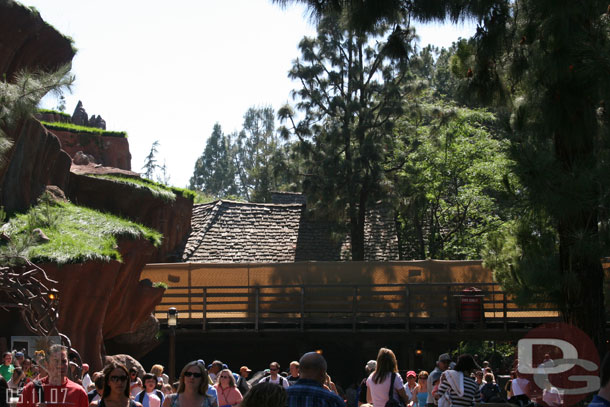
top-left (18, 345), bottom-right (88, 407)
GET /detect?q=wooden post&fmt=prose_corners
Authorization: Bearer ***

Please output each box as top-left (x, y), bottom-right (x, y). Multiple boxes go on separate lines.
top-left (169, 327), bottom-right (176, 383)
top-left (405, 285), bottom-right (410, 332)
top-left (503, 291), bottom-right (508, 331)
top-left (352, 286), bottom-right (358, 332)
top-left (300, 286), bottom-right (305, 332)
top-left (202, 287), bottom-right (207, 332)
top-left (255, 287), bottom-right (260, 332)
top-left (446, 285), bottom-right (452, 331)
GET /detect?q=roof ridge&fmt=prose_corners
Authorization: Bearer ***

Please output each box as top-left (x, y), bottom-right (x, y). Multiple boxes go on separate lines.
top-left (195, 199), bottom-right (304, 208)
top-left (182, 201), bottom-right (224, 260)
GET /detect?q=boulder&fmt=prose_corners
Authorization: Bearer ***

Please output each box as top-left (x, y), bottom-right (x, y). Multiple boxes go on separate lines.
top-left (104, 354), bottom-right (146, 377)
top-left (105, 315), bottom-right (161, 361)
top-left (73, 151), bottom-right (96, 165)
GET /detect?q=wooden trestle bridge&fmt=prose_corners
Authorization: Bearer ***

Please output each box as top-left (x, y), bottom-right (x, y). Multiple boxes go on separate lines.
top-left (153, 282), bottom-right (562, 333)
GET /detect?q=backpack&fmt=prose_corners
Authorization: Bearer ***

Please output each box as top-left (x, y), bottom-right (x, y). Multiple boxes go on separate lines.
top-left (265, 376), bottom-right (285, 386)
top-left (384, 373), bottom-right (404, 407)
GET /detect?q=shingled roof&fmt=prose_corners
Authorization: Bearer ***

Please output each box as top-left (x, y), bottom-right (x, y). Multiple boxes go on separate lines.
top-left (180, 198), bottom-right (399, 263)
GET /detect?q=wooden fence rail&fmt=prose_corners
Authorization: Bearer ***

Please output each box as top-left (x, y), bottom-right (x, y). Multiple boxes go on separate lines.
top-left (152, 282), bottom-right (578, 332)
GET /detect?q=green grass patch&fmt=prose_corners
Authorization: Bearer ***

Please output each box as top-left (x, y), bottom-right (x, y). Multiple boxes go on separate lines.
top-left (89, 174), bottom-right (196, 201)
top-left (37, 108), bottom-right (71, 119)
top-left (41, 121), bottom-right (127, 138)
top-left (0, 199), bottom-right (162, 265)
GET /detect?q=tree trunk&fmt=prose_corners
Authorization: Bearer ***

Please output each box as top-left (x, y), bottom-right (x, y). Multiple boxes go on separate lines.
top-left (557, 215), bottom-right (605, 352)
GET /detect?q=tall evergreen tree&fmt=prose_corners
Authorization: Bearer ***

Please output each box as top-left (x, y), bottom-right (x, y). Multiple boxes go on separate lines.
top-left (279, 13), bottom-right (413, 260)
top-left (141, 140), bottom-right (159, 180)
top-left (235, 107), bottom-right (279, 201)
top-left (190, 124), bottom-right (237, 197)
top-left (475, 1), bottom-right (610, 350)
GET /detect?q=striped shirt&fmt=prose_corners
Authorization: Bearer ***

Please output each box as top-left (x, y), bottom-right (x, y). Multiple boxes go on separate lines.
top-left (437, 376), bottom-right (481, 407)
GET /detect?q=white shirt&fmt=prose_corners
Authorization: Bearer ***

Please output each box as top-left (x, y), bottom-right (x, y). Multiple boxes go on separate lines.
top-left (258, 375), bottom-right (290, 389)
top-left (147, 391), bottom-right (162, 407)
top-left (366, 373), bottom-right (404, 407)
top-left (82, 373), bottom-right (92, 391)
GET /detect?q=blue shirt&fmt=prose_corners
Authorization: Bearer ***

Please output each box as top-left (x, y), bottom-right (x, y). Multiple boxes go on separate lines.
top-left (286, 378), bottom-right (345, 407)
top-left (590, 394), bottom-right (610, 407)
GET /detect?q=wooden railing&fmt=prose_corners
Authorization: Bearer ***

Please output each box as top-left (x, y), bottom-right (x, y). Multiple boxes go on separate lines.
top-left (153, 282), bottom-right (564, 332)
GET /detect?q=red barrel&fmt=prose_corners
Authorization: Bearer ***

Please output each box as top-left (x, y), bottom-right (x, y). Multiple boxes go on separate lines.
top-left (460, 287), bottom-right (483, 322)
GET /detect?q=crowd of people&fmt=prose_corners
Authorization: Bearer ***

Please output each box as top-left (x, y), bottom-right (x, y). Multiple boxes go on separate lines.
top-left (2, 345), bottom-right (610, 407)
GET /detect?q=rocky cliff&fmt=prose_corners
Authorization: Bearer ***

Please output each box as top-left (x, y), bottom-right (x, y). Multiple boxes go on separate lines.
top-left (41, 239), bottom-right (165, 372)
top-left (0, 1), bottom-right (192, 370)
top-left (0, 119), bottom-right (72, 213)
top-left (50, 130), bottom-right (132, 170)
top-left (0, 0), bottom-right (75, 80)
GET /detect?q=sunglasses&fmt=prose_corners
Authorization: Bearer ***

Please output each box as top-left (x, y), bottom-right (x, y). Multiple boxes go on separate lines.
top-left (220, 375), bottom-right (230, 379)
top-left (110, 376), bottom-right (128, 382)
top-left (184, 372), bottom-right (202, 378)
top-left (270, 368), bottom-right (278, 371)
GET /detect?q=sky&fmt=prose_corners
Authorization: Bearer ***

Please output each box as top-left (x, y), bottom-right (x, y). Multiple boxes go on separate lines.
top-left (24, 0), bottom-right (477, 188)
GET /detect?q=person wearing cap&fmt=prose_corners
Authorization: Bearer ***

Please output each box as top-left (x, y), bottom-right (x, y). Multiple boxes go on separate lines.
top-left (207, 361), bottom-right (223, 383)
top-left (427, 353), bottom-right (451, 407)
top-left (358, 360), bottom-right (376, 406)
top-left (14, 352), bottom-right (24, 368)
top-left (287, 361), bottom-right (300, 385)
top-left (236, 366), bottom-right (251, 396)
top-left (404, 371), bottom-right (420, 406)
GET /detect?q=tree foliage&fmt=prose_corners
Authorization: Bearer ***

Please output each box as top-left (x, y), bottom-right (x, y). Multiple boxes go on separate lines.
top-left (394, 103), bottom-right (514, 260)
top-left (190, 124), bottom-right (237, 197)
top-left (190, 107), bottom-right (295, 202)
top-left (0, 65), bottom-right (73, 169)
top-left (141, 140), bottom-right (160, 180)
top-left (278, 13), bottom-right (413, 260)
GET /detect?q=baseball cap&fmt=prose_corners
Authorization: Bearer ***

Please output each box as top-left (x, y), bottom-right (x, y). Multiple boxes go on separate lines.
top-left (365, 360), bottom-right (377, 371)
top-left (240, 366), bottom-right (252, 373)
top-left (406, 370), bottom-right (417, 378)
top-left (437, 353), bottom-right (451, 363)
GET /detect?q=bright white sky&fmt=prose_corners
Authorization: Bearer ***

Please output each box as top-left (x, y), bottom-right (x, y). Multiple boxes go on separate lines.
top-left (24, 0), bottom-right (476, 188)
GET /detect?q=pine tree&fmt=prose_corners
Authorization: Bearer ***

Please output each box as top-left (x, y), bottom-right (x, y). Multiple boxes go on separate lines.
top-left (279, 13), bottom-right (413, 260)
top-left (142, 140), bottom-right (159, 180)
top-left (190, 124), bottom-right (237, 197)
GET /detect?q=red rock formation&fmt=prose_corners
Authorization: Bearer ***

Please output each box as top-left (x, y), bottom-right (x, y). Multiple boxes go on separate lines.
top-left (41, 238), bottom-right (165, 372)
top-left (0, 1), bottom-right (75, 80)
top-left (0, 119), bottom-right (72, 213)
top-left (48, 129), bottom-right (132, 171)
top-left (67, 173), bottom-right (193, 262)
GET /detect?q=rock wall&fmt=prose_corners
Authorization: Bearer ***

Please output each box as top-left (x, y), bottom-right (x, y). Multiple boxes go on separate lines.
top-left (0, 119), bottom-right (72, 213)
top-left (0, 0), bottom-right (75, 80)
top-left (49, 129), bottom-right (132, 170)
top-left (67, 174), bottom-right (193, 262)
top-left (41, 238), bottom-right (165, 373)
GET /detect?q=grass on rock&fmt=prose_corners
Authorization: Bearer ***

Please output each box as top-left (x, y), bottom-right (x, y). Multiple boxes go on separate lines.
top-left (89, 174), bottom-right (196, 201)
top-left (41, 120), bottom-right (127, 138)
top-left (0, 198), bottom-right (162, 265)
